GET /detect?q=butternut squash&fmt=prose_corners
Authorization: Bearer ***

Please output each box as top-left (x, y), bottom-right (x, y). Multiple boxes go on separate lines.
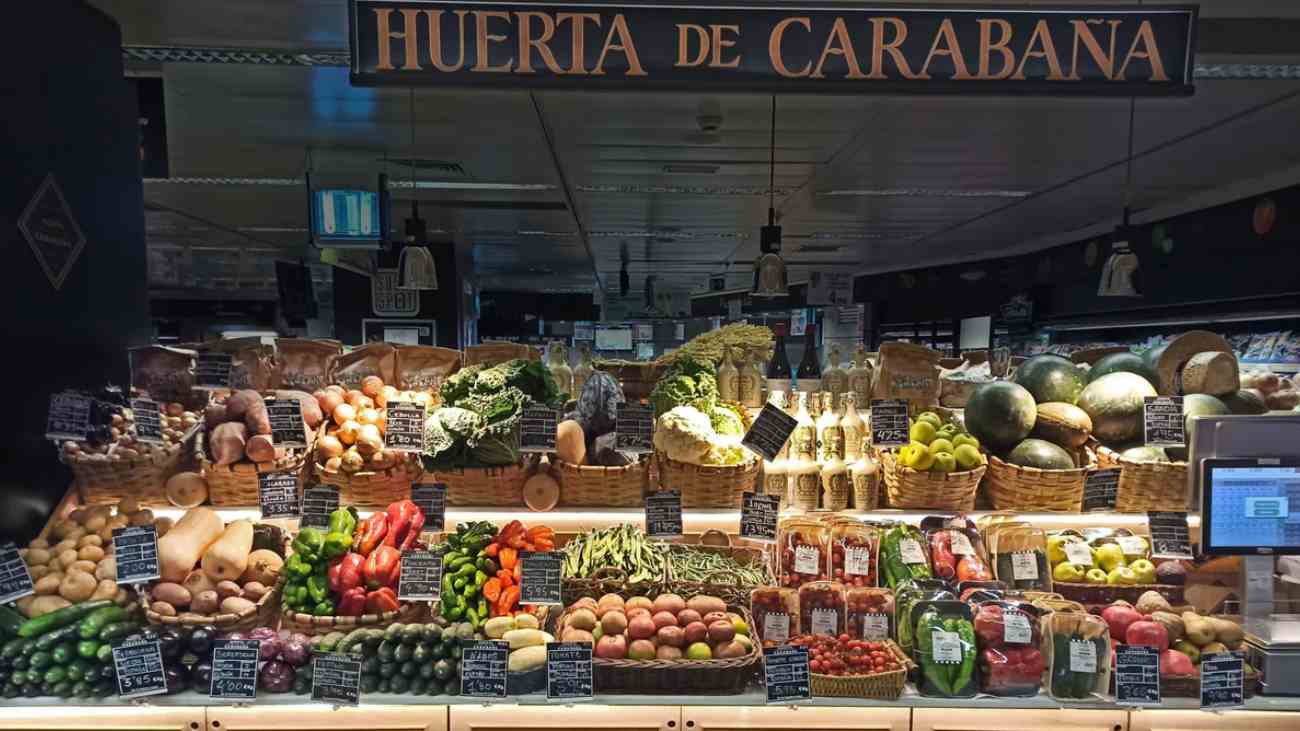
top-left (157, 507), bottom-right (225, 583)
top-left (201, 520), bottom-right (254, 582)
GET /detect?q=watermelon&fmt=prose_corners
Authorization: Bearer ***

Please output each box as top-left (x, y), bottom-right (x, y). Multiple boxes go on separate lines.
top-left (1159, 393), bottom-right (1229, 461)
top-left (1013, 354), bottom-right (1086, 404)
top-left (1120, 445), bottom-right (1168, 463)
top-left (1220, 389), bottom-right (1268, 415)
top-left (1077, 371), bottom-right (1157, 445)
top-left (1005, 439), bottom-right (1077, 470)
top-left (1088, 352), bottom-right (1158, 386)
top-left (965, 382), bottom-right (1037, 449)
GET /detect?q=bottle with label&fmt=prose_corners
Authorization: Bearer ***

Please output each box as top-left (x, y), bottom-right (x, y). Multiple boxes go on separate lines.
top-left (820, 458), bottom-right (850, 511)
top-left (817, 392), bottom-right (845, 462)
top-left (767, 327), bottom-right (793, 400)
top-left (823, 343), bottom-right (848, 412)
top-left (791, 460), bottom-right (822, 511)
top-left (572, 344), bottom-right (594, 399)
top-left (546, 342), bottom-right (574, 399)
top-left (850, 453), bottom-right (881, 510)
top-left (849, 343), bottom-right (874, 406)
top-left (732, 348), bottom-right (754, 407)
top-left (740, 347), bottom-right (765, 408)
top-left (717, 347), bottom-right (739, 402)
top-left (796, 319), bottom-right (822, 400)
top-left (761, 458), bottom-right (789, 508)
top-left (840, 392), bottom-right (865, 462)
top-left (791, 390), bottom-right (817, 464)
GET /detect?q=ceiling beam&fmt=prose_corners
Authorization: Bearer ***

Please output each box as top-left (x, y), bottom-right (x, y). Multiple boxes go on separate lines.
top-left (528, 92), bottom-right (603, 292)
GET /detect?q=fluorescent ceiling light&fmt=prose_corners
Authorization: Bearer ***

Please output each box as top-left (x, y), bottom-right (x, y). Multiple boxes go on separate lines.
top-left (577, 184), bottom-right (795, 196)
top-left (820, 188), bottom-right (1032, 198)
top-left (389, 181), bottom-right (554, 191)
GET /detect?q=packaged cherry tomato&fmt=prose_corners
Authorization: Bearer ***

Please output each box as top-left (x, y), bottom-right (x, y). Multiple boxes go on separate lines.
top-left (776, 517), bottom-right (831, 588)
top-left (847, 587), bottom-right (893, 640)
top-left (972, 600), bottom-right (1045, 697)
top-left (798, 580), bottom-right (846, 637)
top-left (750, 586), bottom-right (799, 646)
top-left (829, 518), bottom-right (879, 588)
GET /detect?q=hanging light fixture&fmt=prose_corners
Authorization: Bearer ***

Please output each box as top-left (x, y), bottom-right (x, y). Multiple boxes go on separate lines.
top-left (752, 95), bottom-right (788, 298)
top-left (1098, 98), bottom-right (1141, 297)
top-left (398, 88), bottom-right (438, 290)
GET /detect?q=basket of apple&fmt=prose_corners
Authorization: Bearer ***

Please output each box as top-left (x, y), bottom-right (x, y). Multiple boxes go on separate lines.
top-left (1045, 531), bottom-right (1185, 606)
top-left (553, 592), bottom-right (760, 694)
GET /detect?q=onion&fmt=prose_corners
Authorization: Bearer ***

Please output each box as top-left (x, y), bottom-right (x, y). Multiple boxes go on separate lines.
top-left (318, 435), bottom-right (344, 461)
top-left (337, 420), bottom-right (361, 445)
top-left (361, 375), bottom-right (385, 398)
top-left (332, 403), bottom-right (357, 425)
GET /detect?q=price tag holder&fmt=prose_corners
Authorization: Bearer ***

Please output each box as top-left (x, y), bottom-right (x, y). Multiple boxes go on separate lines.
top-left (1147, 511), bottom-right (1193, 559)
top-left (1082, 468), bottom-right (1121, 512)
top-left (615, 403), bottom-right (655, 453)
top-left (520, 405), bottom-right (559, 453)
top-left (763, 645), bottom-right (811, 704)
top-left (546, 642), bottom-right (593, 701)
top-left (1200, 652), bottom-right (1245, 710)
top-left (741, 403), bottom-right (799, 462)
top-left (195, 352), bottom-right (234, 390)
top-left (209, 639), bottom-right (260, 701)
top-left (131, 398), bottom-right (165, 445)
top-left (383, 401), bottom-right (425, 453)
top-left (932, 630), bottom-right (962, 664)
top-left (461, 640), bottom-right (509, 698)
top-left (311, 653), bottom-right (362, 706)
top-left (519, 551), bottom-right (563, 606)
top-left (1065, 542), bottom-right (1095, 566)
top-left (862, 613), bottom-right (890, 641)
top-left (267, 397), bottom-right (307, 448)
top-left (113, 638), bottom-right (167, 699)
top-left (644, 490), bottom-right (683, 538)
top-left (397, 549), bottom-right (443, 602)
top-left (112, 525), bottom-right (160, 584)
top-left (1003, 612), bottom-right (1033, 645)
top-left (899, 538), bottom-right (927, 565)
top-left (739, 492), bottom-right (780, 542)
top-left (300, 485), bottom-right (340, 530)
top-left (869, 399), bottom-right (910, 447)
top-left (410, 482), bottom-right (447, 532)
top-left (46, 391), bottom-right (92, 442)
top-left (1011, 552), bottom-right (1039, 581)
top-left (0, 541), bottom-right (35, 604)
top-left (1115, 645), bottom-right (1161, 706)
top-left (1144, 396), bottom-right (1185, 448)
top-left (258, 472), bottom-right (300, 520)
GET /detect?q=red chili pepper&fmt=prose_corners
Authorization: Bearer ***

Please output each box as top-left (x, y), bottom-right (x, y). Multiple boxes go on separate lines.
top-left (382, 500), bottom-right (425, 552)
top-left (364, 587), bottom-right (400, 614)
top-left (364, 544), bottom-right (402, 590)
top-left (929, 530), bottom-right (956, 580)
top-left (353, 512), bottom-right (389, 555)
top-left (328, 552), bottom-right (366, 593)
top-left (497, 585), bottom-right (520, 615)
top-left (337, 586), bottom-right (367, 616)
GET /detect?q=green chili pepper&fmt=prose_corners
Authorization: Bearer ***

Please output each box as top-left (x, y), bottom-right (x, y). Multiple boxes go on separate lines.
top-left (445, 605), bottom-right (464, 621)
top-left (474, 570), bottom-right (488, 589)
top-left (455, 563), bottom-right (476, 578)
top-left (951, 618), bottom-right (976, 695)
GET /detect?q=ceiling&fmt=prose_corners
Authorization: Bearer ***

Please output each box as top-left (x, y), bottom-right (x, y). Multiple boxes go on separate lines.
top-left (94, 0), bottom-right (1300, 301)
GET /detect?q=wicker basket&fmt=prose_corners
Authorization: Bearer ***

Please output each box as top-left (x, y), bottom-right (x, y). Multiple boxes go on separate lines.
top-left (1053, 581), bottom-right (1186, 606)
top-left (1093, 442), bottom-right (1190, 512)
top-left (561, 566), bottom-right (666, 607)
top-left (1159, 668), bottom-right (1260, 698)
top-left (430, 464), bottom-right (528, 506)
top-left (553, 458), bottom-right (647, 507)
top-left (985, 454), bottom-right (1089, 512)
top-left (663, 544), bottom-right (772, 607)
top-left (879, 450), bottom-right (985, 511)
top-left (809, 641), bottom-right (912, 700)
top-left (61, 428), bottom-right (197, 506)
top-left (142, 579), bottom-right (282, 631)
top-left (198, 431), bottom-right (310, 507)
top-left (314, 458), bottom-right (422, 507)
top-left (277, 569), bottom-right (425, 636)
top-left (655, 452), bottom-right (760, 509)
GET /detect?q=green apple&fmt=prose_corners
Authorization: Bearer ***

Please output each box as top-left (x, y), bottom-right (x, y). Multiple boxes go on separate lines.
top-left (1053, 562), bottom-right (1085, 582)
top-left (952, 433), bottom-right (979, 450)
top-left (916, 412), bottom-right (943, 428)
top-left (1129, 559), bottom-right (1156, 584)
top-left (1095, 544), bottom-right (1127, 572)
top-left (1107, 566), bottom-right (1139, 585)
top-left (931, 452), bottom-right (957, 473)
top-left (1046, 536), bottom-right (1070, 565)
top-left (953, 444), bottom-right (983, 470)
top-left (910, 421), bottom-right (938, 445)
top-left (928, 438), bottom-right (955, 456)
top-left (1084, 568), bottom-right (1109, 584)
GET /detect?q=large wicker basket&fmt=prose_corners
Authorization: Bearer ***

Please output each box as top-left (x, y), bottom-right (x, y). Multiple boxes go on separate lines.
top-left (561, 566), bottom-right (665, 607)
top-left (655, 452), bottom-right (759, 509)
top-left (810, 641), bottom-right (912, 699)
top-left (1094, 442), bottom-right (1190, 512)
top-left (61, 429), bottom-right (196, 506)
top-left (277, 570), bottom-right (425, 636)
top-left (985, 454), bottom-right (1089, 512)
top-left (553, 458), bottom-right (647, 507)
top-left (314, 458), bottom-right (422, 507)
top-left (879, 450), bottom-right (985, 511)
top-left (663, 544), bottom-right (772, 607)
top-left (1053, 581), bottom-right (1186, 607)
top-left (430, 464), bottom-right (528, 506)
top-left (198, 431), bottom-right (310, 507)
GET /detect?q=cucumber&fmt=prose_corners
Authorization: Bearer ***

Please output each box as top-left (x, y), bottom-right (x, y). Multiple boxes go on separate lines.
top-left (17, 600), bottom-right (113, 638)
top-left (67, 659), bottom-right (93, 682)
top-left (28, 651), bottom-right (51, 672)
top-left (77, 640), bottom-right (100, 659)
top-left (51, 642), bottom-right (76, 665)
top-left (96, 643), bottom-right (114, 663)
top-left (49, 679), bottom-right (74, 697)
top-left (97, 621), bottom-right (138, 643)
top-left (35, 625), bottom-right (81, 652)
top-left (78, 606), bottom-right (128, 639)
top-left (43, 665), bottom-right (68, 685)
top-left (71, 680), bottom-right (94, 699)
top-left (0, 639), bottom-right (24, 660)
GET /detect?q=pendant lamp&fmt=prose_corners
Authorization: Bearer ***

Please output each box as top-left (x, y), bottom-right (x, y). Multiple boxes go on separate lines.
top-left (753, 96), bottom-right (788, 297)
top-left (398, 88), bottom-right (438, 290)
top-left (1098, 99), bottom-right (1141, 297)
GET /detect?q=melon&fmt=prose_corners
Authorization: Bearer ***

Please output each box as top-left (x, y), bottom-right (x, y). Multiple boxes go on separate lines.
top-left (1120, 445), bottom-right (1169, 463)
top-left (1220, 389), bottom-right (1268, 416)
top-left (964, 382), bottom-right (1037, 450)
top-left (1031, 402), bottom-right (1092, 449)
top-left (1013, 354), bottom-right (1086, 405)
top-left (1077, 372), bottom-right (1157, 445)
top-left (1163, 393), bottom-right (1229, 461)
top-left (1005, 439), bottom-right (1077, 470)
top-left (1088, 352), bottom-right (1158, 385)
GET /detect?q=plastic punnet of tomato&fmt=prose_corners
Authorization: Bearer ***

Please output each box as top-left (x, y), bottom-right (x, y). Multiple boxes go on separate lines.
top-left (777, 518), bottom-right (830, 588)
top-left (791, 633), bottom-right (905, 677)
top-left (828, 518), bottom-right (879, 588)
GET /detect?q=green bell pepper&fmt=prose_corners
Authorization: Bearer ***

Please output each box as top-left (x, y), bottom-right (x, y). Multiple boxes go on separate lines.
top-left (293, 528), bottom-right (325, 562)
top-left (308, 574), bottom-right (330, 603)
top-left (322, 531), bottom-right (352, 560)
top-left (328, 506), bottom-right (358, 536)
top-left (285, 554), bottom-right (313, 577)
top-left (312, 600), bottom-right (336, 616)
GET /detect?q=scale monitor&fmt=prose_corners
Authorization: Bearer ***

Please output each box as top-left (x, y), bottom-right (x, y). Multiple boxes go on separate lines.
top-left (1201, 458), bottom-right (1300, 556)
top-left (595, 326), bottom-right (632, 351)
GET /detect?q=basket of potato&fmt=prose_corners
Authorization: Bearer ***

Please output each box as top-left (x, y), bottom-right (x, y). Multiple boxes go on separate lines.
top-left (59, 400), bottom-right (199, 506)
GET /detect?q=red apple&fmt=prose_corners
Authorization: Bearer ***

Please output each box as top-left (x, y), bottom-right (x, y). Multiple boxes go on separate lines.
top-left (1126, 620), bottom-right (1170, 652)
top-left (1100, 604), bottom-right (1142, 642)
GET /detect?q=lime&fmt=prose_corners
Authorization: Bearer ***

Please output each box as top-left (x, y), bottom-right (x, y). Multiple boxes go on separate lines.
top-left (909, 420), bottom-right (938, 445)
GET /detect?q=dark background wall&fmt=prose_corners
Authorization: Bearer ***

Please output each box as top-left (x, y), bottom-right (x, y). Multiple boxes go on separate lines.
top-left (0, 1), bottom-right (149, 541)
top-left (333, 244), bottom-right (464, 348)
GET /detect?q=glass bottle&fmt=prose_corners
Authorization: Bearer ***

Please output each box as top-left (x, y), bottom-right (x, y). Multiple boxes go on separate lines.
top-left (823, 344), bottom-right (848, 412)
top-left (817, 392), bottom-right (845, 462)
top-left (717, 347), bottom-right (739, 402)
top-left (738, 347), bottom-right (763, 408)
top-left (796, 320), bottom-right (822, 400)
top-left (547, 342), bottom-right (574, 399)
top-left (840, 392), bottom-right (865, 462)
top-left (767, 328), bottom-right (793, 399)
top-left (572, 344), bottom-right (594, 399)
top-left (791, 390), bottom-right (817, 463)
top-left (849, 343), bottom-right (874, 407)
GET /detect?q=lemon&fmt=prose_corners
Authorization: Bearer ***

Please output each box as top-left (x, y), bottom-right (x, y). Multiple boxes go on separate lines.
top-left (909, 420), bottom-right (938, 445)
top-left (928, 438), bottom-right (955, 456)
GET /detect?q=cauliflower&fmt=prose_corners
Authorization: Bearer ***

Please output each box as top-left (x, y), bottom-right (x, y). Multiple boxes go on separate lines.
top-left (708, 405), bottom-right (744, 436)
top-left (702, 437), bottom-right (747, 466)
top-left (653, 406), bottom-right (714, 464)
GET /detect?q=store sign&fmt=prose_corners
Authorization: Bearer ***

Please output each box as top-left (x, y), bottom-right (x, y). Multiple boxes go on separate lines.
top-left (18, 173), bottom-right (86, 291)
top-left (372, 268), bottom-right (420, 316)
top-left (807, 270), bottom-right (853, 306)
top-left (349, 1), bottom-right (1196, 96)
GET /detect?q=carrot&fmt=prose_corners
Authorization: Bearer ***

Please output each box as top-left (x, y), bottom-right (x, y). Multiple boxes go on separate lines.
top-left (483, 542), bottom-right (500, 557)
top-left (483, 577), bottom-right (502, 602)
top-left (498, 546), bottom-right (518, 570)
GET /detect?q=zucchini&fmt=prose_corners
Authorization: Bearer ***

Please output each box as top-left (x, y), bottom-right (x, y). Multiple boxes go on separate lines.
top-left (359, 656), bottom-right (381, 676)
top-left (78, 606), bottom-right (128, 639)
top-left (399, 660), bottom-right (418, 678)
top-left (384, 623), bottom-right (405, 643)
top-left (51, 642), bottom-right (76, 665)
top-left (49, 679), bottom-right (74, 697)
top-left (77, 640), bottom-right (100, 660)
top-left (0, 605), bottom-right (26, 636)
top-left (66, 659), bottom-right (93, 682)
top-left (0, 638), bottom-right (24, 660)
top-left (17, 600), bottom-right (113, 638)
top-left (97, 621), bottom-right (138, 643)
top-left (28, 651), bottom-right (51, 672)
top-left (11, 655), bottom-right (28, 671)
top-left (337, 627), bottom-right (380, 654)
top-left (43, 665), bottom-right (68, 685)
top-left (2, 683), bottom-right (19, 699)
top-left (71, 680), bottom-right (94, 699)
top-left (9, 670), bottom-right (27, 686)
top-left (34, 625), bottom-right (81, 652)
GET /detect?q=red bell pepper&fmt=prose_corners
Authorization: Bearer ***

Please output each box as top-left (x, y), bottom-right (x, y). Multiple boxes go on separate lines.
top-left (353, 512), bottom-right (388, 555)
top-left (382, 500), bottom-right (425, 552)
top-left (337, 586), bottom-right (367, 616)
top-left (496, 520), bottom-right (526, 549)
top-left (328, 552), bottom-right (366, 593)
top-left (364, 544), bottom-right (402, 590)
top-left (365, 587), bottom-right (400, 614)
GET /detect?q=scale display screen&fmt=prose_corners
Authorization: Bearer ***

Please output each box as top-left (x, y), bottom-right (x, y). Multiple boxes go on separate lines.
top-left (1203, 459), bottom-right (1300, 555)
top-left (313, 189), bottom-right (381, 243)
top-left (595, 326), bottom-right (633, 351)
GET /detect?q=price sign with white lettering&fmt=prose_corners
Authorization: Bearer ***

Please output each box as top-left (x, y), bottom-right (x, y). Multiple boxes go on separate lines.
top-left (615, 403), bottom-right (655, 453)
top-left (1115, 645), bottom-right (1161, 705)
top-left (741, 404), bottom-right (798, 462)
top-left (112, 525), bottom-right (160, 584)
top-left (397, 549), bottom-right (443, 602)
top-left (644, 490), bottom-right (683, 538)
top-left (300, 485), bottom-right (340, 530)
top-left (869, 399), bottom-right (910, 447)
top-left (113, 639), bottom-right (167, 699)
top-left (258, 471), bottom-right (300, 520)
top-left (46, 391), bottom-right (92, 442)
top-left (383, 401), bottom-right (425, 453)
top-left (210, 639), bottom-right (260, 701)
top-left (520, 551), bottom-right (563, 605)
top-left (410, 482), bottom-right (446, 532)
top-left (195, 352), bottom-right (233, 390)
top-left (1148, 511), bottom-right (1193, 559)
top-left (1144, 396), bottom-right (1185, 448)
top-left (763, 645), bottom-right (811, 704)
top-left (1082, 468), bottom-right (1121, 512)
top-left (546, 642), bottom-right (593, 701)
top-left (1200, 652), bottom-right (1245, 709)
top-left (131, 398), bottom-right (165, 445)
top-left (461, 640), bottom-right (509, 698)
top-left (520, 405), bottom-right (559, 453)
top-left (311, 654), bottom-right (361, 706)
top-left (739, 492), bottom-right (780, 542)
top-left (0, 542), bottom-right (34, 604)
top-left (267, 397), bottom-right (307, 448)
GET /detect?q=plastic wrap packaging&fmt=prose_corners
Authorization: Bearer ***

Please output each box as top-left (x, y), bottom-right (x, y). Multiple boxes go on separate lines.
top-left (1046, 611), bottom-right (1111, 701)
top-left (750, 586), bottom-right (799, 646)
top-left (912, 600), bottom-right (977, 698)
top-left (829, 518), bottom-right (879, 588)
top-left (879, 523), bottom-right (933, 589)
top-left (893, 579), bottom-right (954, 659)
top-left (776, 517), bottom-right (830, 588)
top-left (927, 528), bottom-right (992, 582)
top-left (799, 581), bottom-right (847, 637)
top-left (957, 580), bottom-right (1010, 604)
top-left (988, 523), bottom-right (1052, 592)
top-left (847, 587), bottom-right (894, 640)
top-left (973, 601), bottom-right (1046, 697)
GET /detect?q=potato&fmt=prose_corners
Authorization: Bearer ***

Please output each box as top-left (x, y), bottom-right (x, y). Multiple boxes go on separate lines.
top-left (191, 590), bottom-right (220, 614)
top-left (77, 534), bottom-right (103, 548)
top-left (27, 538), bottom-right (49, 550)
top-left (128, 509), bottom-right (154, 526)
top-left (183, 570), bottom-right (217, 596)
top-left (26, 596), bottom-right (72, 618)
top-left (63, 526), bottom-right (87, 542)
top-left (53, 539), bottom-right (78, 556)
top-left (91, 579), bottom-right (118, 601)
top-left (241, 581), bottom-right (269, 599)
top-left (25, 548), bottom-right (51, 566)
top-left (69, 560), bottom-right (98, 575)
top-left (29, 565), bottom-right (50, 580)
top-left (51, 520), bottom-right (79, 539)
top-left (114, 588), bottom-right (131, 606)
top-left (220, 597), bottom-right (256, 615)
top-left (150, 601), bottom-right (177, 617)
top-left (107, 514), bottom-right (129, 529)
top-left (95, 558), bottom-right (117, 581)
top-left (59, 571), bottom-right (97, 602)
top-left (117, 496), bottom-right (140, 515)
top-left (97, 526), bottom-right (115, 544)
top-left (215, 581), bottom-right (243, 600)
top-left (57, 549), bottom-right (79, 570)
top-left (47, 559), bottom-right (62, 573)
top-left (83, 515), bottom-right (107, 533)
top-left (152, 582), bottom-right (192, 607)
top-left (77, 544), bottom-right (105, 562)
top-left (241, 550), bottom-right (283, 585)
top-left (68, 508), bottom-right (91, 523)
top-left (34, 574), bottom-right (62, 595)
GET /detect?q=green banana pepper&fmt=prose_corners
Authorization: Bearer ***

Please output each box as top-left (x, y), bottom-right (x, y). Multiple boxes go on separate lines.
top-left (455, 563), bottom-right (476, 578)
top-left (950, 617), bottom-right (976, 695)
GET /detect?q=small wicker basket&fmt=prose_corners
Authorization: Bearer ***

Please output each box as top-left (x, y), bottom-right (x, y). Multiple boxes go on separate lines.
top-left (1094, 442), bottom-right (1190, 512)
top-left (561, 566), bottom-right (666, 607)
top-left (142, 579), bottom-right (282, 631)
top-left (879, 449), bottom-right (985, 511)
top-left (276, 570), bottom-right (426, 636)
top-left (198, 431), bottom-right (311, 507)
top-left (663, 544), bottom-right (772, 607)
top-left (985, 454), bottom-right (1089, 512)
top-left (61, 428), bottom-right (197, 506)
top-left (654, 452), bottom-right (760, 509)
top-left (313, 458), bottom-right (423, 507)
top-left (430, 464), bottom-right (528, 506)
top-left (1052, 581), bottom-right (1186, 607)
top-left (809, 641), bottom-right (912, 700)
top-left (553, 458), bottom-right (647, 507)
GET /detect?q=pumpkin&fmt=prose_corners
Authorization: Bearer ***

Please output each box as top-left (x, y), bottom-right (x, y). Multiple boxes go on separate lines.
top-left (165, 472), bottom-right (209, 509)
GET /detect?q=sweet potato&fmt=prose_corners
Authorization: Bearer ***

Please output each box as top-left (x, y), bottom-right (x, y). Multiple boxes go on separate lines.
top-left (227, 390), bottom-right (270, 435)
top-left (210, 422), bottom-right (247, 465)
top-left (204, 403), bottom-right (228, 433)
top-left (245, 434), bottom-right (276, 463)
top-left (275, 390), bottom-right (323, 429)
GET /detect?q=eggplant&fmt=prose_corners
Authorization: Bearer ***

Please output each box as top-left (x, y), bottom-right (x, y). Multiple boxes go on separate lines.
top-left (189, 662), bottom-right (213, 692)
top-left (189, 627), bottom-right (215, 657)
top-left (158, 629), bottom-right (185, 661)
top-left (163, 663), bottom-right (189, 695)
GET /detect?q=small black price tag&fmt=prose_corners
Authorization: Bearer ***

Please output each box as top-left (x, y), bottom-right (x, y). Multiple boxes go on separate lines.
top-left (112, 524), bottom-right (160, 584)
top-left (519, 551), bottom-right (563, 605)
top-left (46, 391), bottom-right (92, 442)
top-left (410, 482), bottom-right (447, 532)
top-left (267, 397), bottom-right (307, 448)
top-left (397, 549), bottom-right (443, 602)
top-left (741, 403), bottom-right (799, 462)
top-left (740, 491), bottom-right (781, 542)
top-left (1200, 652), bottom-right (1245, 710)
top-left (546, 642), bottom-right (593, 701)
top-left (195, 352), bottom-right (234, 390)
top-left (1115, 644), bottom-right (1161, 705)
top-left (644, 490), bottom-right (683, 538)
top-left (131, 398), bottom-right (166, 445)
top-left (461, 640), bottom-right (509, 698)
top-left (210, 639), bottom-right (260, 701)
top-left (383, 401), bottom-right (425, 453)
top-left (615, 403), bottom-right (655, 454)
top-left (0, 541), bottom-right (35, 604)
top-left (763, 644), bottom-right (811, 704)
top-left (1144, 396), bottom-right (1185, 448)
top-left (869, 399), bottom-right (910, 447)
top-left (113, 638), bottom-right (167, 699)
top-left (311, 653), bottom-right (362, 706)
top-left (1147, 511), bottom-right (1194, 559)
top-left (300, 485), bottom-right (340, 530)
top-left (258, 471), bottom-right (300, 520)
top-left (1082, 468), bottom-right (1121, 512)
top-left (520, 405), bottom-right (559, 452)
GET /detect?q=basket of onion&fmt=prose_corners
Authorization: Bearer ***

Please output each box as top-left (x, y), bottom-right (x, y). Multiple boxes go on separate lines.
top-left (312, 376), bottom-right (427, 506)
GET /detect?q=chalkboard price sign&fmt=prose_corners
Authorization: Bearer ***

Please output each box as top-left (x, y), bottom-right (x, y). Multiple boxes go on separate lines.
top-left (113, 639), bottom-right (168, 699)
top-left (615, 403), bottom-right (655, 453)
top-left (194, 352), bottom-right (234, 390)
top-left (740, 492), bottom-right (781, 542)
top-left (461, 640), bottom-right (509, 698)
top-left (1147, 511), bottom-right (1194, 560)
top-left (210, 639), bottom-right (260, 701)
top-left (546, 642), bottom-right (593, 701)
top-left (519, 551), bottom-right (563, 606)
top-left (1201, 652), bottom-right (1245, 710)
top-left (1143, 396), bottom-right (1185, 448)
top-left (311, 653), bottom-right (362, 706)
top-left (131, 398), bottom-right (165, 445)
top-left (0, 542), bottom-right (34, 604)
top-left (267, 397), bottom-right (307, 448)
top-left (869, 400), bottom-right (910, 447)
top-left (410, 482), bottom-right (447, 532)
top-left (258, 471), bottom-right (300, 520)
top-left (1115, 644), bottom-right (1161, 705)
top-left (383, 401), bottom-right (425, 453)
top-left (520, 405), bottom-right (559, 452)
top-left (300, 485), bottom-right (340, 530)
top-left (644, 490), bottom-right (683, 538)
top-left (741, 404), bottom-right (798, 462)
top-left (1082, 468), bottom-right (1121, 512)
top-left (46, 391), bottom-right (92, 442)
top-left (397, 549), bottom-right (443, 602)
top-left (763, 644), bottom-right (811, 704)
top-left (112, 525), bottom-right (160, 584)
